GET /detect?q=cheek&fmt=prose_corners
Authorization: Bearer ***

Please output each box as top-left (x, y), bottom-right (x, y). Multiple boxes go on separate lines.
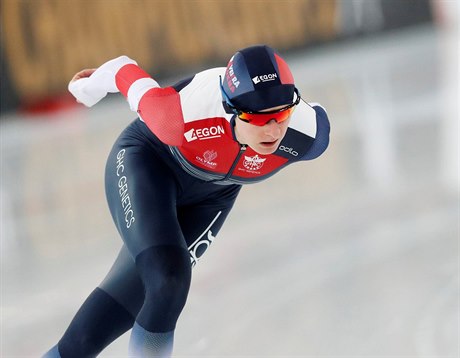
top-left (235, 122), bottom-right (252, 145)
top-left (239, 124), bottom-right (259, 141)
top-left (280, 121), bottom-right (291, 136)
top-left (281, 125), bottom-right (289, 136)
top-left (250, 127), bottom-right (266, 141)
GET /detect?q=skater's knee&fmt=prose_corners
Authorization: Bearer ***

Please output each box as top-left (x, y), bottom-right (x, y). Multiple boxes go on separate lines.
top-left (135, 245), bottom-right (191, 331)
top-left (136, 245), bottom-right (191, 298)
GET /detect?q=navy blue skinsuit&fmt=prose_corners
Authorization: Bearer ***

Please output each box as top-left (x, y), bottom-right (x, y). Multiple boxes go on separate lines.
top-left (48, 64), bottom-right (330, 357)
top-left (56, 119), bottom-right (242, 357)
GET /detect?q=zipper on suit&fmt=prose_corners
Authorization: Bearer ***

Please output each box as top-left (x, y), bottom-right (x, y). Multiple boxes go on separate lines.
top-left (222, 144), bottom-right (247, 181)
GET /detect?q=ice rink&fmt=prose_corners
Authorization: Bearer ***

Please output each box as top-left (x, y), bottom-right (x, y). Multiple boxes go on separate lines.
top-left (1, 24), bottom-right (458, 357)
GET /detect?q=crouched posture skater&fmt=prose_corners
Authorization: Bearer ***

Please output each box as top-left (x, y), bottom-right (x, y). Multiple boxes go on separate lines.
top-left (43, 45), bottom-right (330, 357)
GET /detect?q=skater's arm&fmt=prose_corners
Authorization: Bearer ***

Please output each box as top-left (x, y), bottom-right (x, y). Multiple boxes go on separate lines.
top-left (68, 56), bottom-right (184, 146)
top-left (68, 56), bottom-right (144, 107)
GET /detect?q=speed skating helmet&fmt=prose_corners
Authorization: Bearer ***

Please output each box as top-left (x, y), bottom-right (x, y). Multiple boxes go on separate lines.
top-left (221, 45), bottom-right (295, 112)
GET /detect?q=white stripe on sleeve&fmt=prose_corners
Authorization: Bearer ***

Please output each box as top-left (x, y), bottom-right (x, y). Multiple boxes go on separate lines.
top-left (127, 77), bottom-right (161, 111)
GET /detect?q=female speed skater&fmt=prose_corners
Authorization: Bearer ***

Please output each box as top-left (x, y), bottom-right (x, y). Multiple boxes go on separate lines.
top-left (43, 44), bottom-right (330, 357)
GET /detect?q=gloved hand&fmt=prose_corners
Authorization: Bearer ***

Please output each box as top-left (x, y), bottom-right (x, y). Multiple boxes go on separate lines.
top-left (68, 56), bottom-right (137, 107)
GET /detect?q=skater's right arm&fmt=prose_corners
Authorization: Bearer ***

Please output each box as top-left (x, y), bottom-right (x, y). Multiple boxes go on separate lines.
top-left (69, 56), bottom-right (159, 111)
top-left (68, 56), bottom-right (184, 146)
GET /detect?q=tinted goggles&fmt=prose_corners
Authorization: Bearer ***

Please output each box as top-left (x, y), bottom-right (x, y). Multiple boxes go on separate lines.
top-left (220, 77), bottom-right (301, 126)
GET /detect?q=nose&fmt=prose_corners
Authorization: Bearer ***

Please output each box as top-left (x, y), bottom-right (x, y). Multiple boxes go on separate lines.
top-left (263, 119), bottom-right (281, 138)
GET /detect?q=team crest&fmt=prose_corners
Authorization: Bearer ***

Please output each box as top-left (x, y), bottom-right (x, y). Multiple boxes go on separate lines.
top-left (243, 155), bottom-right (266, 171)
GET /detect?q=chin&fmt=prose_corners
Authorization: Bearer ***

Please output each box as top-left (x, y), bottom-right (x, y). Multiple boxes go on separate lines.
top-left (253, 144), bottom-right (278, 155)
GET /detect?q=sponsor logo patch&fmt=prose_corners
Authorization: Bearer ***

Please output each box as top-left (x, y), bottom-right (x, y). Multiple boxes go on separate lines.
top-left (188, 211), bottom-right (222, 267)
top-left (184, 125), bottom-right (225, 142)
top-left (225, 56), bottom-right (240, 93)
top-left (115, 149), bottom-right (135, 228)
top-left (252, 73), bottom-right (278, 84)
top-left (195, 150), bottom-right (218, 168)
top-left (279, 145), bottom-right (299, 157)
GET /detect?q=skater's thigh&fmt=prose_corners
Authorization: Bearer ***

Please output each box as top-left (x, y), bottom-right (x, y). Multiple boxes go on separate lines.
top-left (178, 185), bottom-right (241, 267)
top-left (105, 141), bottom-right (187, 258)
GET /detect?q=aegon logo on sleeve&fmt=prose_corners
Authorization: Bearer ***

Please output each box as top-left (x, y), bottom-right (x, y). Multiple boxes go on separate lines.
top-left (184, 125), bottom-right (225, 142)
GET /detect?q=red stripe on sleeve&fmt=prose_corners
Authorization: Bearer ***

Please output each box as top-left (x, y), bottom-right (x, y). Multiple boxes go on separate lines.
top-left (115, 64), bottom-right (151, 97)
top-left (138, 87), bottom-right (185, 146)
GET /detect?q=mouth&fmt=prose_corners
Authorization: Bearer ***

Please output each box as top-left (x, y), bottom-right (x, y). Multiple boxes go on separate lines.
top-left (259, 139), bottom-right (279, 148)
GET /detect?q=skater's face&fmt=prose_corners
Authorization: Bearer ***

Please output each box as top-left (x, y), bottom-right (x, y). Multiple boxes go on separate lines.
top-left (234, 105), bottom-right (292, 155)
top-left (220, 76), bottom-right (300, 154)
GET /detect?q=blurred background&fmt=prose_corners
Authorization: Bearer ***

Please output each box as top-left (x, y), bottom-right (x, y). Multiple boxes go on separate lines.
top-left (1, 0), bottom-right (458, 357)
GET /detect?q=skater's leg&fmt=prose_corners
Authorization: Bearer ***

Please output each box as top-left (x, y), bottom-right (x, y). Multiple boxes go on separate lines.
top-left (43, 245), bottom-right (144, 358)
top-left (103, 125), bottom-right (241, 357)
top-left (127, 245), bottom-right (191, 357)
top-left (105, 141), bottom-right (191, 357)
